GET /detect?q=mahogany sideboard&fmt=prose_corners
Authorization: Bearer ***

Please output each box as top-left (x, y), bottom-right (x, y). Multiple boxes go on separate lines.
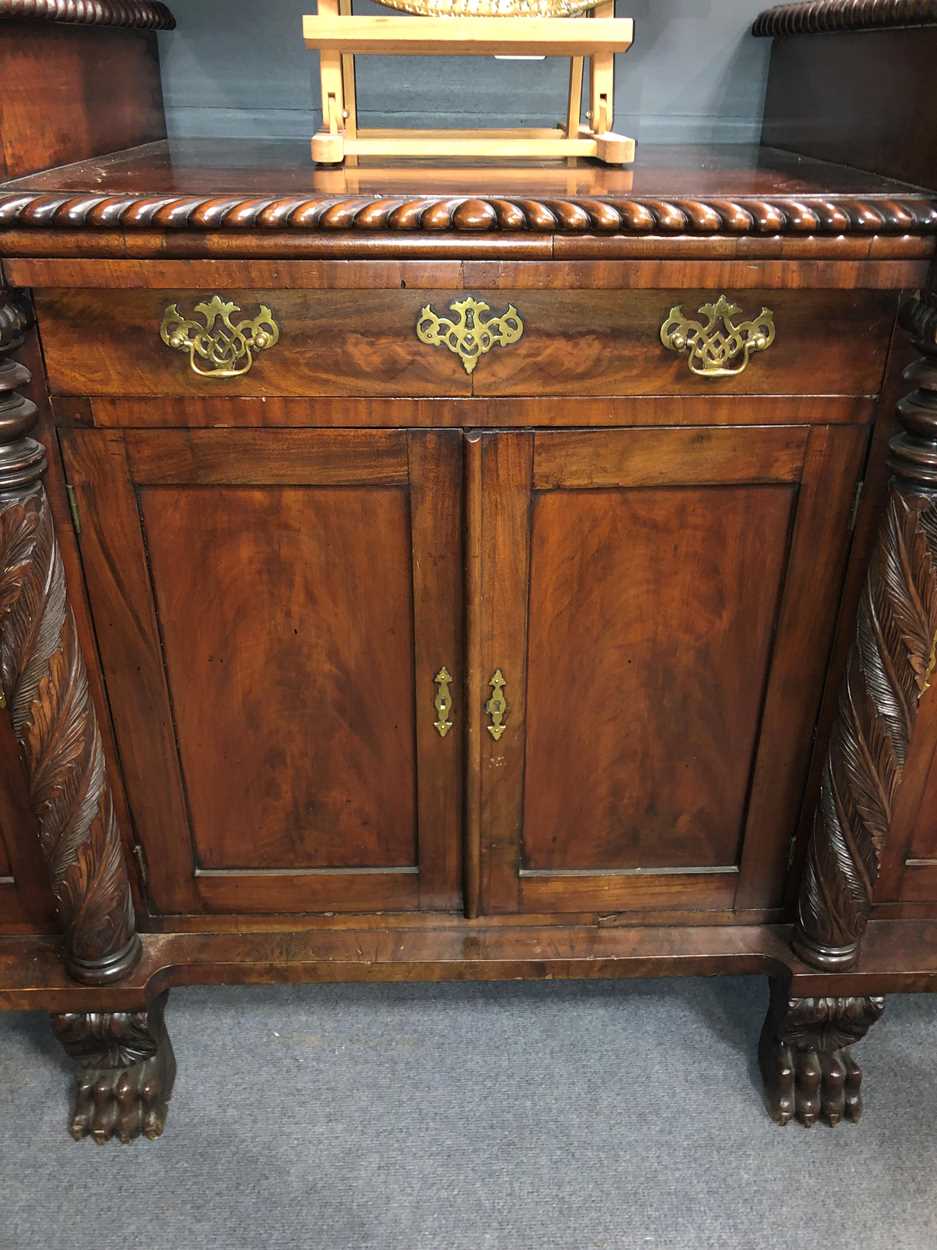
top-left (2, 0), bottom-right (937, 1144)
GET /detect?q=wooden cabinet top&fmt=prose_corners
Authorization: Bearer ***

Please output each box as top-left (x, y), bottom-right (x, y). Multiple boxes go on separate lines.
top-left (1, 140), bottom-right (936, 260)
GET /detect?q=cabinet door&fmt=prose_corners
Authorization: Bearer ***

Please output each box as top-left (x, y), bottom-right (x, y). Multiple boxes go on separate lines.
top-left (468, 425), bottom-right (867, 917)
top-left (61, 428), bottom-right (462, 915)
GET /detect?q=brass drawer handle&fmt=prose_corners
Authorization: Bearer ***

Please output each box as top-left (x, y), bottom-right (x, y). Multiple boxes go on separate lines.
top-left (485, 669), bottom-right (508, 741)
top-left (160, 295), bottom-right (280, 379)
top-left (660, 295), bottom-right (775, 378)
top-left (416, 296), bottom-right (524, 375)
top-left (433, 666), bottom-right (454, 739)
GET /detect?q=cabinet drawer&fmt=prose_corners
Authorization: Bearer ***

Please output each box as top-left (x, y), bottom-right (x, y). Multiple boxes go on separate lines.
top-left (35, 287), bottom-right (895, 399)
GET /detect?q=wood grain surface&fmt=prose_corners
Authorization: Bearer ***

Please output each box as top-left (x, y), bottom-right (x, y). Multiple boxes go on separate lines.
top-left (34, 287), bottom-right (896, 399)
top-left (61, 427), bottom-right (463, 915)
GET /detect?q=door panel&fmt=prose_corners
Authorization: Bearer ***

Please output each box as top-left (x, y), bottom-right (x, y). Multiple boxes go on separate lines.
top-left (141, 485), bottom-right (417, 871)
top-left (523, 484), bottom-right (792, 872)
top-left (61, 427), bottom-right (463, 916)
top-left (471, 423), bottom-right (868, 916)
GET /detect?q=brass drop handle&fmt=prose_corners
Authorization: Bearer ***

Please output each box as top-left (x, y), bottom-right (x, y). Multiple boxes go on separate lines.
top-left (485, 669), bottom-right (508, 741)
top-left (160, 295), bottom-right (280, 379)
top-left (660, 294), bottom-right (775, 378)
top-left (433, 667), bottom-right (454, 739)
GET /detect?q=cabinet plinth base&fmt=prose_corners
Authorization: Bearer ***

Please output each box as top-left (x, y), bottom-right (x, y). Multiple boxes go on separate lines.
top-left (4, 918), bottom-right (937, 1011)
top-left (2, 923), bottom-right (933, 1139)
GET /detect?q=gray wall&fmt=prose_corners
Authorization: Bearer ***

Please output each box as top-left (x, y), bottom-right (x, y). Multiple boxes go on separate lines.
top-left (158, 0), bottom-right (773, 145)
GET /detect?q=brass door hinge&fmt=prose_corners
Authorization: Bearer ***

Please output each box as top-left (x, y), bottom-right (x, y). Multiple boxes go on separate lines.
top-left (787, 833), bottom-right (798, 870)
top-left (848, 479), bottom-right (865, 533)
top-left (65, 484), bottom-right (81, 535)
top-left (132, 843), bottom-right (149, 891)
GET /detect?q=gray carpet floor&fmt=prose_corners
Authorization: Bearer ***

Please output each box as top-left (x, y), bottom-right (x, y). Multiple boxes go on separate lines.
top-left (2, 976), bottom-right (937, 1250)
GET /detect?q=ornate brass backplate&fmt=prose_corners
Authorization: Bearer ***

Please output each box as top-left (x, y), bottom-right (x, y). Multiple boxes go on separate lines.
top-left (485, 669), bottom-right (508, 741)
top-left (660, 295), bottom-right (775, 379)
top-left (160, 295), bottom-right (280, 379)
top-left (416, 297), bottom-right (524, 375)
top-left (433, 666), bottom-right (454, 738)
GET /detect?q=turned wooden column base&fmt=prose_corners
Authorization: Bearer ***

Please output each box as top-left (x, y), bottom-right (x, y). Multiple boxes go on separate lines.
top-left (51, 991), bottom-right (175, 1143)
top-left (789, 934), bottom-right (860, 973)
top-left (66, 933), bottom-right (144, 988)
top-left (759, 977), bottom-right (884, 1127)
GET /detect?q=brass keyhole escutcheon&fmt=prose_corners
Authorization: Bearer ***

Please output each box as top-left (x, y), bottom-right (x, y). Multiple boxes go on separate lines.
top-left (485, 669), bottom-right (508, 741)
top-left (416, 297), bottom-right (524, 375)
top-left (433, 667), bottom-right (454, 738)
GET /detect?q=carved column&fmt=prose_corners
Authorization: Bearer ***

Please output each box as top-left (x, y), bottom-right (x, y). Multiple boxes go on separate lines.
top-left (0, 292), bottom-right (141, 984)
top-left (792, 288), bottom-right (937, 972)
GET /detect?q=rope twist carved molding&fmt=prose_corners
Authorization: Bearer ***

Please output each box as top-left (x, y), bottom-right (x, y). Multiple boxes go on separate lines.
top-left (754, 0), bottom-right (937, 35)
top-left (0, 0), bottom-right (175, 28)
top-left (793, 288), bottom-right (937, 971)
top-left (0, 293), bottom-right (140, 985)
top-left (0, 192), bottom-right (935, 237)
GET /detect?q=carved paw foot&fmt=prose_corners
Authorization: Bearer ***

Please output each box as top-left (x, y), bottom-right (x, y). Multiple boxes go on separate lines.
top-left (52, 990), bottom-right (176, 1144)
top-left (68, 1041), bottom-right (175, 1143)
top-left (759, 978), bottom-right (883, 1128)
top-left (759, 1031), bottom-right (865, 1126)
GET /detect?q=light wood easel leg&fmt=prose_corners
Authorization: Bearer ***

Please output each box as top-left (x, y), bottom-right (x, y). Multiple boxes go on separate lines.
top-left (313, 0), bottom-right (347, 163)
top-left (339, 0), bottom-right (358, 164)
top-left (589, 0), bottom-right (614, 133)
top-left (566, 55), bottom-right (584, 139)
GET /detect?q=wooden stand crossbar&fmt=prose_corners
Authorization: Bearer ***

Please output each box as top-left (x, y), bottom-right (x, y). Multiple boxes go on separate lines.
top-left (304, 0), bottom-right (635, 166)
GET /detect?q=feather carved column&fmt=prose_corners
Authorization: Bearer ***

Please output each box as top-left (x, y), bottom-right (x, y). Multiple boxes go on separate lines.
top-left (793, 288), bottom-right (937, 970)
top-left (0, 291), bottom-right (141, 985)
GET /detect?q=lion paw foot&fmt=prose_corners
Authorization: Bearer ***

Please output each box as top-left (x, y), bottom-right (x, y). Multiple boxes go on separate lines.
top-left (760, 1036), bottom-right (863, 1127)
top-left (70, 1046), bottom-right (175, 1143)
top-left (759, 979), bottom-right (883, 1127)
top-left (52, 991), bottom-right (176, 1144)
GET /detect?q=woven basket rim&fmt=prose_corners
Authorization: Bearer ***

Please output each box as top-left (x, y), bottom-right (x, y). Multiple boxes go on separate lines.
top-left (375, 0), bottom-right (604, 17)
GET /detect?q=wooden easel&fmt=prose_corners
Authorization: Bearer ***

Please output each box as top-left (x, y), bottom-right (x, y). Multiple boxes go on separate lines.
top-left (304, 0), bottom-right (634, 165)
